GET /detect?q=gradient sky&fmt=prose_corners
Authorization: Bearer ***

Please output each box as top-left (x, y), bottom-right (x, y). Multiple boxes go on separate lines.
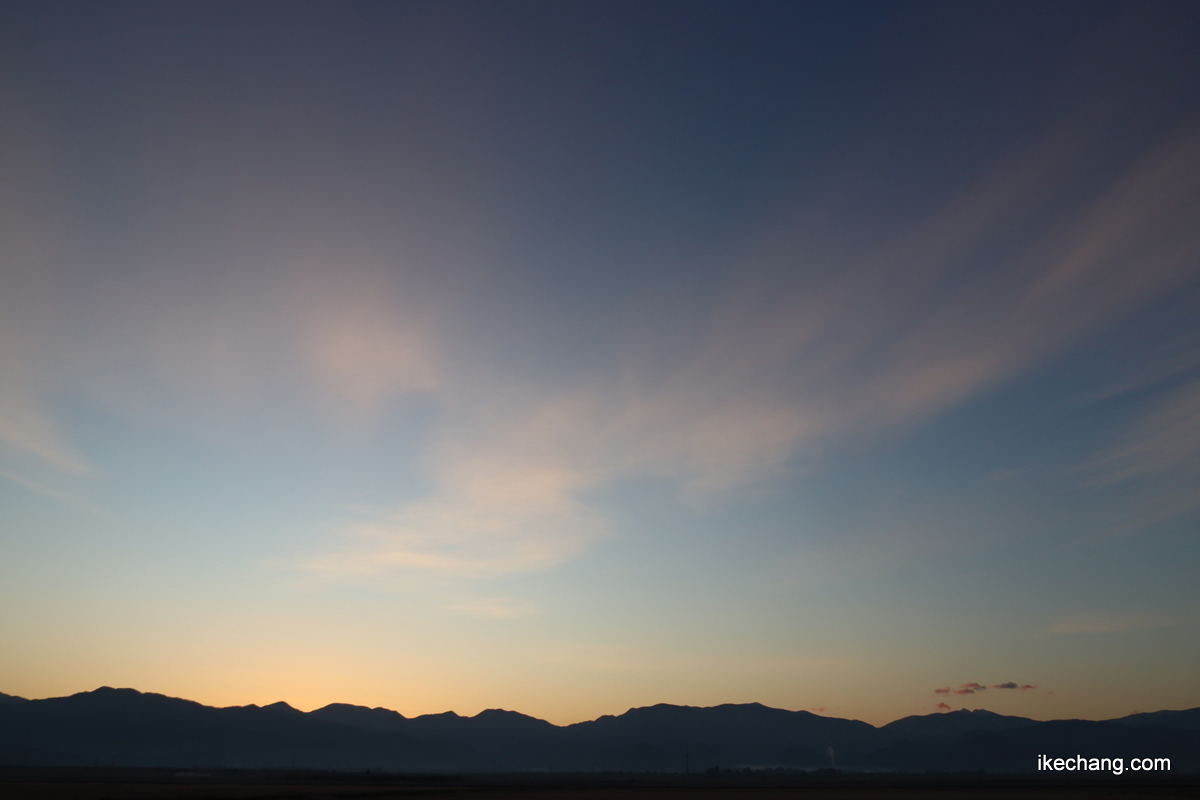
top-left (2, 1), bottom-right (1199, 727)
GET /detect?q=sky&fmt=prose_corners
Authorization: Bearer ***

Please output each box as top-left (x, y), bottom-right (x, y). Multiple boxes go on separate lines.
top-left (1, 0), bottom-right (1199, 727)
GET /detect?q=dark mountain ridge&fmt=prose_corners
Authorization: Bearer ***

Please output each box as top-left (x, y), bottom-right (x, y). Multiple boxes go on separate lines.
top-left (1, 687), bottom-right (1196, 773)
top-left (1110, 707), bottom-right (1200, 731)
top-left (879, 708), bottom-right (1039, 743)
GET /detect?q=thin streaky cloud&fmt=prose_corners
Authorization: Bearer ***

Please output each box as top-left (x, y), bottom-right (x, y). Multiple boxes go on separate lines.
top-left (0, 99), bottom-right (90, 476)
top-left (1065, 375), bottom-right (1200, 541)
top-left (1090, 378), bottom-right (1200, 485)
top-left (1036, 611), bottom-right (1181, 637)
top-left (66, 262), bottom-right (442, 428)
top-left (310, 109), bottom-right (1200, 581)
top-left (308, 455), bottom-right (603, 577)
top-left (444, 598), bottom-right (540, 620)
top-left (0, 467), bottom-right (100, 514)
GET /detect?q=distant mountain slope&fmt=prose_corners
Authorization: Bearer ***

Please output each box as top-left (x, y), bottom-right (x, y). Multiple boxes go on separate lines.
top-left (310, 704), bottom-right (558, 740)
top-left (867, 717), bottom-right (1200, 773)
top-left (563, 702), bottom-right (875, 770)
top-left (0, 687), bottom-right (477, 770)
top-left (879, 708), bottom-right (1038, 743)
top-left (1111, 707), bottom-right (1200, 731)
top-left (0, 693), bottom-right (27, 705)
top-left (309, 702), bottom-right (408, 733)
top-left (1, 688), bottom-right (1197, 773)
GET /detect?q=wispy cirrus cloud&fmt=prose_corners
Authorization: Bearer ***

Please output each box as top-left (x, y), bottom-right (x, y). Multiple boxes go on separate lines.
top-left (1090, 377), bottom-right (1200, 486)
top-left (311, 455), bottom-right (602, 577)
top-left (7, 40), bottom-right (1200, 585)
top-left (311, 109), bottom-right (1200, 581)
top-left (0, 97), bottom-right (89, 478)
top-left (1060, 372), bottom-right (1200, 543)
top-left (706, 115), bottom-right (1200, 452)
top-left (443, 597), bottom-right (540, 619)
top-left (64, 261), bottom-right (442, 427)
top-left (2, 156), bottom-right (442, 481)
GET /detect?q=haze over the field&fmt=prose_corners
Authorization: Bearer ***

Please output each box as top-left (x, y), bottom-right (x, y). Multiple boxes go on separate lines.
top-left (1, 1), bottom-right (1198, 726)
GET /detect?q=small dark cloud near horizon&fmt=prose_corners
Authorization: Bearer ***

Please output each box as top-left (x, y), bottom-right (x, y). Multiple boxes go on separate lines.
top-left (938, 681), bottom-right (1038, 695)
top-left (936, 702), bottom-right (952, 712)
top-left (954, 683), bottom-right (987, 695)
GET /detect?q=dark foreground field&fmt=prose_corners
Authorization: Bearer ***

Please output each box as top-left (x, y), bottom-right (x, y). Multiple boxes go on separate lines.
top-left (2, 770), bottom-right (1198, 800)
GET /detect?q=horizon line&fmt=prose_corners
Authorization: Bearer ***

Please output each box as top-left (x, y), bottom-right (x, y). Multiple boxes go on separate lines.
top-left (3, 685), bottom-right (1191, 729)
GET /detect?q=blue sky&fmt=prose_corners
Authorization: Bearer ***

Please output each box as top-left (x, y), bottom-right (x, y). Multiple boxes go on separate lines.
top-left (1, 1), bottom-right (1199, 725)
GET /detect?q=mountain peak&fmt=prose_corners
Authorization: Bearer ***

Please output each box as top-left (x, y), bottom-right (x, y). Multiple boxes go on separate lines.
top-left (262, 701), bottom-right (301, 713)
top-left (474, 708), bottom-right (521, 718)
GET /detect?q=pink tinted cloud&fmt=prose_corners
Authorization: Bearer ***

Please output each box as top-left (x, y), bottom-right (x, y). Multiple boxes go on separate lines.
top-left (936, 702), bottom-right (952, 712)
top-left (933, 687), bottom-right (951, 695)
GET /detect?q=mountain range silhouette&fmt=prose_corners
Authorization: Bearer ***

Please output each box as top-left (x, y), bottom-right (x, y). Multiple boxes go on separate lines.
top-left (1, 688), bottom-right (1197, 773)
